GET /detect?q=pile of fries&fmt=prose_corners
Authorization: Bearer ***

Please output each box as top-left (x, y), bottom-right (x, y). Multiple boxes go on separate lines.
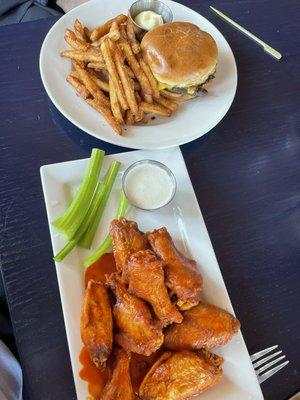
top-left (61, 14), bottom-right (179, 135)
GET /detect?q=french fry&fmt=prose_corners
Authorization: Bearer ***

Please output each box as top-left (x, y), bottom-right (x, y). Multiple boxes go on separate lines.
top-left (124, 65), bottom-right (134, 79)
top-left (92, 26), bottom-right (121, 47)
top-left (109, 80), bottom-right (124, 124)
top-left (88, 70), bottom-right (110, 92)
top-left (73, 61), bottom-right (110, 108)
top-left (156, 96), bottom-right (179, 112)
top-left (160, 89), bottom-right (185, 101)
top-left (87, 62), bottom-right (107, 70)
top-left (120, 41), bottom-right (153, 100)
top-left (119, 24), bottom-right (128, 40)
top-left (100, 39), bottom-right (129, 110)
top-left (135, 112), bottom-right (148, 124)
top-left (66, 74), bottom-right (90, 99)
top-left (84, 27), bottom-right (92, 41)
top-left (112, 42), bottom-right (139, 116)
top-left (61, 48), bottom-right (104, 63)
top-left (125, 110), bottom-right (135, 125)
top-left (86, 98), bottom-right (122, 135)
top-left (135, 91), bottom-right (142, 104)
top-left (140, 101), bottom-right (172, 116)
top-left (139, 58), bottom-right (160, 99)
top-left (134, 109), bottom-right (145, 122)
top-left (126, 17), bottom-right (140, 54)
top-left (109, 21), bottom-right (120, 41)
top-left (74, 19), bottom-right (87, 42)
top-left (142, 92), bottom-right (153, 104)
top-left (64, 29), bottom-right (90, 51)
top-left (90, 14), bottom-right (127, 41)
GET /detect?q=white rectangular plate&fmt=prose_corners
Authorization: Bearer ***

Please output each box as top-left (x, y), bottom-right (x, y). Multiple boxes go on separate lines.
top-left (40, 147), bottom-right (263, 400)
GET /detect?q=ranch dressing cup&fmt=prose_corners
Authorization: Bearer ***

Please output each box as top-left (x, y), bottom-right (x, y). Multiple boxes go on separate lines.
top-left (122, 160), bottom-right (176, 211)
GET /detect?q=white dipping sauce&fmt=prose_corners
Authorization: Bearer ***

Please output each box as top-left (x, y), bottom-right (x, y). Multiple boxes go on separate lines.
top-left (124, 163), bottom-right (175, 210)
top-left (134, 11), bottom-right (164, 31)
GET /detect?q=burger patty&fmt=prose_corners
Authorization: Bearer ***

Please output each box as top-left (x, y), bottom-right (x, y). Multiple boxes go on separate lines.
top-left (170, 74), bottom-right (215, 96)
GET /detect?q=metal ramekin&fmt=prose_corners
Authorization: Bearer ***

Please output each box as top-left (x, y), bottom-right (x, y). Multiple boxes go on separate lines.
top-left (129, 0), bottom-right (173, 38)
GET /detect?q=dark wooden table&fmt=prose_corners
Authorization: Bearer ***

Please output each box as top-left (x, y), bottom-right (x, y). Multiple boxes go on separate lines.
top-left (0, 1), bottom-right (299, 399)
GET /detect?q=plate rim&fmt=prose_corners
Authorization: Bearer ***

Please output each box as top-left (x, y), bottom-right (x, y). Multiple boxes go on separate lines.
top-left (39, 0), bottom-right (238, 150)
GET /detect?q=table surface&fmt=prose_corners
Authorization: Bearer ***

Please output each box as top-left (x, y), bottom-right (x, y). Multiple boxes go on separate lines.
top-left (0, 1), bottom-right (299, 399)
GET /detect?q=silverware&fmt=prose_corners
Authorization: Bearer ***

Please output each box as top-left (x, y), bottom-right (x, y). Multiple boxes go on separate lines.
top-left (210, 6), bottom-right (282, 60)
top-left (250, 345), bottom-right (289, 384)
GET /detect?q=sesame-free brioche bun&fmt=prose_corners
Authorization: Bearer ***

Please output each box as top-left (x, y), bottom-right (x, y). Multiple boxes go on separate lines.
top-left (141, 22), bottom-right (218, 88)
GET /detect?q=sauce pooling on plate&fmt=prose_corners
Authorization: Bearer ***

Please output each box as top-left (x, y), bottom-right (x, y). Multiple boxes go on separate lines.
top-left (123, 161), bottom-right (176, 210)
top-left (80, 253), bottom-right (116, 397)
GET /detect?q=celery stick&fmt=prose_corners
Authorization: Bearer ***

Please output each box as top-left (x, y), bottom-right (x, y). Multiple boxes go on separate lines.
top-left (84, 190), bottom-right (128, 268)
top-left (78, 160), bottom-right (121, 249)
top-left (52, 148), bottom-right (104, 240)
top-left (53, 240), bottom-right (76, 263)
top-left (53, 183), bottom-right (106, 262)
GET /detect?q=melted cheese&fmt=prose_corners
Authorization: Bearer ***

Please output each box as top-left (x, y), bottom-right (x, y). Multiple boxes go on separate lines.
top-left (158, 82), bottom-right (174, 91)
top-left (158, 81), bottom-right (197, 94)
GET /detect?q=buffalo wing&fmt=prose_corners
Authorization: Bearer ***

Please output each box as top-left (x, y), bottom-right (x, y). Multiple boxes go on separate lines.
top-left (139, 350), bottom-right (223, 400)
top-left (127, 250), bottom-right (183, 327)
top-left (148, 227), bottom-right (202, 309)
top-left (106, 274), bottom-right (163, 356)
top-left (164, 302), bottom-right (240, 351)
top-left (110, 218), bottom-right (149, 274)
top-left (81, 280), bottom-right (113, 368)
top-left (101, 349), bottom-right (135, 400)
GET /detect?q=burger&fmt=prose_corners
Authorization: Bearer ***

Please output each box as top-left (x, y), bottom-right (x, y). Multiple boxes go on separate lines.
top-left (141, 22), bottom-right (218, 100)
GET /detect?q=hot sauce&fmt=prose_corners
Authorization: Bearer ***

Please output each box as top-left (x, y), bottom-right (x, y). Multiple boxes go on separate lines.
top-left (80, 253), bottom-right (116, 398)
top-left (80, 252), bottom-right (162, 398)
top-left (84, 252), bottom-right (116, 287)
top-left (79, 346), bottom-right (110, 399)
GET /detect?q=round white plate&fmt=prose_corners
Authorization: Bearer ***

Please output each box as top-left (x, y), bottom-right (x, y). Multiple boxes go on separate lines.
top-left (39, 0), bottom-right (237, 149)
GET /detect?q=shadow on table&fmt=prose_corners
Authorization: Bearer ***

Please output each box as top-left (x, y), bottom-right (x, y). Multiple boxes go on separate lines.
top-left (48, 100), bottom-right (132, 155)
top-left (48, 99), bottom-right (216, 156)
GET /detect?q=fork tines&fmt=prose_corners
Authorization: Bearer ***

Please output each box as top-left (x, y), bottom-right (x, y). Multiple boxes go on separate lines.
top-left (250, 345), bottom-right (289, 384)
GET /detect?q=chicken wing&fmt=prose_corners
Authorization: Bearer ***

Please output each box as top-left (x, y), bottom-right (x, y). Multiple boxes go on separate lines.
top-left (106, 274), bottom-right (163, 356)
top-left (127, 250), bottom-right (183, 327)
top-left (148, 227), bottom-right (203, 309)
top-left (110, 218), bottom-right (149, 274)
top-left (101, 349), bottom-right (135, 400)
top-left (164, 302), bottom-right (240, 351)
top-left (139, 350), bottom-right (223, 400)
top-left (81, 280), bottom-right (113, 368)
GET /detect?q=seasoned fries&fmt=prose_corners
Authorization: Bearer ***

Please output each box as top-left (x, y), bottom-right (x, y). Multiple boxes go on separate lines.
top-left (126, 17), bottom-right (140, 54)
top-left (61, 16), bottom-right (183, 135)
top-left (140, 102), bottom-right (172, 116)
top-left (139, 58), bottom-right (160, 99)
top-left (74, 19), bottom-right (88, 42)
top-left (120, 41), bottom-right (152, 102)
top-left (64, 29), bottom-right (90, 51)
top-left (101, 39), bottom-right (129, 111)
top-left (90, 14), bottom-right (127, 41)
top-left (156, 96), bottom-right (179, 112)
top-left (109, 80), bottom-right (124, 124)
top-left (61, 48), bottom-right (104, 63)
top-left (66, 74), bottom-right (90, 99)
top-left (73, 61), bottom-right (110, 108)
top-left (87, 98), bottom-right (122, 135)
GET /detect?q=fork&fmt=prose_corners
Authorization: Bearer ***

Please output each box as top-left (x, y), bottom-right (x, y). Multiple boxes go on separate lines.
top-left (250, 345), bottom-right (289, 384)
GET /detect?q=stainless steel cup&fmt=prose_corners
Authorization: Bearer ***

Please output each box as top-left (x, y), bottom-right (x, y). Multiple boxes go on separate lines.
top-left (129, 0), bottom-right (173, 39)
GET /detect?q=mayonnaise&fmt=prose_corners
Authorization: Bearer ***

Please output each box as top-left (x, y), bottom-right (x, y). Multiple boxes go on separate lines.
top-left (123, 161), bottom-right (176, 210)
top-left (134, 10), bottom-right (164, 31)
